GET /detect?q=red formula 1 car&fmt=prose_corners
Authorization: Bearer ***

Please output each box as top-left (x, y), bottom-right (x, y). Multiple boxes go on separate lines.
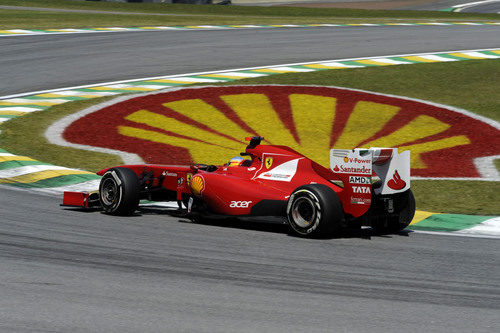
top-left (63, 137), bottom-right (415, 237)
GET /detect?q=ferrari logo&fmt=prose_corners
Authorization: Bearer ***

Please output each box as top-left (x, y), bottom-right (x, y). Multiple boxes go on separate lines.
top-left (265, 157), bottom-right (273, 169)
top-left (186, 173), bottom-right (193, 185)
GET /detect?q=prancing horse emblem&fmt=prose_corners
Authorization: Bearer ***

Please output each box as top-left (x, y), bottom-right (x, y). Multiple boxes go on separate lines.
top-left (265, 157), bottom-right (273, 169)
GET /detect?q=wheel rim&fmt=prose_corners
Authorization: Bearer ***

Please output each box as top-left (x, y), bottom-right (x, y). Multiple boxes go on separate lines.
top-left (101, 178), bottom-right (118, 206)
top-left (291, 197), bottom-right (316, 228)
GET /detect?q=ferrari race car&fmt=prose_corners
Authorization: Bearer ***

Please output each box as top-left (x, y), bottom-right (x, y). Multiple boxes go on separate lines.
top-left (62, 137), bottom-right (415, 237)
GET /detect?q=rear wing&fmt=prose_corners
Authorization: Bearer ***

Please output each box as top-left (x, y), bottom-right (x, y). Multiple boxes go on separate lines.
top-left (330, 148), bottom-right (410, 195)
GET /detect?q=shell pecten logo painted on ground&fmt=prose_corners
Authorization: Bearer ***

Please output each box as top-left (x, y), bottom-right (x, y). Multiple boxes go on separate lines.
top-left (62, 86), bottom-right (499, 178)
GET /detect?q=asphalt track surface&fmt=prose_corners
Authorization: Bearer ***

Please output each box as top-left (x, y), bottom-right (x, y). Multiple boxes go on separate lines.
top-left (1, 25), bottom-right (500, 332)
top-left (1, 188), bottom-right (499, 332)
top-left (2, 25), bottom-right (500, 96)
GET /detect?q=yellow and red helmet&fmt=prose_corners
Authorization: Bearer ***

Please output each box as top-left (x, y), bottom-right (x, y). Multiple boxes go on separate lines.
top-left (227, 156), bottom-right (245, 167)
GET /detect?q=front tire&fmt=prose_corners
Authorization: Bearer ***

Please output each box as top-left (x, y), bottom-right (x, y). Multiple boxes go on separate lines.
top-left (99, 167), bottom-right (140, 215)
top-left (286, 184), bottom-right (344, 238)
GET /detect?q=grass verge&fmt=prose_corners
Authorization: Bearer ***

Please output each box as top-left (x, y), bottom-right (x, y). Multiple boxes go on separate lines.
top-left (411, 180), bottom-right (499, 215)
top-left (0, 60), bottom-right (498, 215)
top-left (0, 97), bottom-right (123, 172)
top-left (1, 0), bottom-right (499, 18)
top-left (0, 0), bottom-right (499, 29)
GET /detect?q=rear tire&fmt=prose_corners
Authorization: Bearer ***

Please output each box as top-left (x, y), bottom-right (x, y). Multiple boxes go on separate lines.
top-left (286, 184), bottom-right (344, 238)
top-left (99, 167), bottom-right (140, 215)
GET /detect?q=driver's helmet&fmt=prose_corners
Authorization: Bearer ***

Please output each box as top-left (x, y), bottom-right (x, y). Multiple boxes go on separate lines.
top-left (227, 156), bottom-right (245, 167)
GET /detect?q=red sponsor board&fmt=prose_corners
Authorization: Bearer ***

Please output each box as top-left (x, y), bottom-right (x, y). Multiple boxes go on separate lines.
top-left (62, 85), bottom-right (499, 178)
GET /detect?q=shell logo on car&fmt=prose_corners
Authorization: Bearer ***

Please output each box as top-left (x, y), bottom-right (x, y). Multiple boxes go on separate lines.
top-left (61, 85), bottom-right (499, 179)
top-left (190, 175), bottom-right (205, 195)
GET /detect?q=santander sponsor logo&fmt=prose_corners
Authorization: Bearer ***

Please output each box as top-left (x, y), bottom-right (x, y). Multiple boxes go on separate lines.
top-left (387, 170), bottom-right (406, 190)
top-left (334, 165), bottom-right (372, 175)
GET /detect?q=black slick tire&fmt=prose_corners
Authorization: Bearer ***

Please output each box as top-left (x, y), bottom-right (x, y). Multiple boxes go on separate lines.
top-left (286, 184), bottom-right (344, 238)
top-left (99, 167), bottom-right (140, 215)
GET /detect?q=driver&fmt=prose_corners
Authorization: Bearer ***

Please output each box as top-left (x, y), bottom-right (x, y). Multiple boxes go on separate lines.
top-left (227, 156), bottom-right (246, 167)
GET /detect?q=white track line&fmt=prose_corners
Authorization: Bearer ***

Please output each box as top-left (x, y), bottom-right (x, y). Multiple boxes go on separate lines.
top-left (413, 230), bottom-right (500, 239)
top-left (0, 165), bottom-right (72, 178)
top-left (0, 106), bottom-right (44, 112)
top-left (453, 0), bottom-right (500, 8)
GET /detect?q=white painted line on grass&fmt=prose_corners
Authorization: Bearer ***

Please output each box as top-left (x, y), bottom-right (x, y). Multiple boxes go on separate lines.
top-left (208, 72), bottom-right (268, 77)
top-left (463, 51), bottom-right (499, 58)
top-left (452, 0), bottom-right (500, 8)
top-left (0, 165), bottom-right (72, 178)
top-left (369, 58), bottom-right (412, 65)
top-left (315, 61), bottom-right (362, 68)
top-left (420, 22), bottom-right (451, 25)
top-left (265, 66), bottom-right (316, 72)
top-left (44, 90), bottom-right (119, 97)
top-left (132, 85), bottom-right (170, 90)
top-left (474, 155), bottom-right (500, 179)
top-left (1, 98), bottom-right (72, 104)
top-left (417, 55), bottom-right (457, 62)
top-left (101, 84), bottom-right (140, 89)
top-left (34, 180), bottom-right (102, 195)
top-left (44, 93), bottom-right (149, 165)
top-left (161, 77), bottom-right (224, 83)
top-left (0, 107), bottom-right (43, 112)
top-left (412, 176), bottom-right (499, 181)
top-left (413, 230), bottom-right (500, 239)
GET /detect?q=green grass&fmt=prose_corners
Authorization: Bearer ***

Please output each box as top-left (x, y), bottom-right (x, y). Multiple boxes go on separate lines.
top-left (0, 9), bottom-right (251, 29)
top-left (1, 0), bottom-right (498, 18)
top-left (0, 0), bottom-right (498, 29)
top-left (412, 180), bottom-right (499, 215)
top-left (0, 60), bottom-right (498, 215)
top-left (0, 97), bottom-right (124, 172)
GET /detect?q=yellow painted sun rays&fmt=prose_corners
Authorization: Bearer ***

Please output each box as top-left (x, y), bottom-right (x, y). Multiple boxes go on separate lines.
top-left (118, 93), bottom-right (469, 167)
